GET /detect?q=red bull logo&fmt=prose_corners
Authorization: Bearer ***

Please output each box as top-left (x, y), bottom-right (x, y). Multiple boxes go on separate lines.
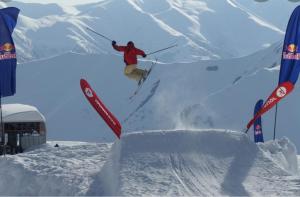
top-left (0, 43), bottom-right (16, 60)
top-left (287, 44), bottom-right (297, 53)
top-left (283, 44), bottom-right (300, 60)
top-left (0, 43), bottom-right (14, 52)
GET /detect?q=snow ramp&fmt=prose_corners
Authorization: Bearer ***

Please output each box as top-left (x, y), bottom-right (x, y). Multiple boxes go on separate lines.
top-left (88, 129), bottom-right (300, 196)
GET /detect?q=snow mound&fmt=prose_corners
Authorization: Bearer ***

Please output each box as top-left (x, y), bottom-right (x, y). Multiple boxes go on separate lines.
top-left (0, 141), bottom-right (111, 196)
top-left (0, 131), bottom-right (298, 196)
top-left (92, 129), bottom-right (300, 196)
top-left (258, 137), bottom-right (298, 175)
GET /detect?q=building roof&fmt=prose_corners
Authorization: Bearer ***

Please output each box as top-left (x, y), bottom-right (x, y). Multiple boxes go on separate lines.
top-left (1, 104), bottom-right (45, 123)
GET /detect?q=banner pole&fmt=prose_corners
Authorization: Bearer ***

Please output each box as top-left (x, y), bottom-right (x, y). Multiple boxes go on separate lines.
top-left (0, 95), bottom-right (4, 155)
top-left (273, 104), bottom-right (278, 140)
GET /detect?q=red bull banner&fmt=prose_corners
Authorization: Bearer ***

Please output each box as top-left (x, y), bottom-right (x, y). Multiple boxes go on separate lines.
top-left (279, 6), bottom-right (300, 85)
top-left (80, 79), bottom-right (122, 139)
top-left (0, 7), bottom-right (19, 97)
top-left (247, 6), bottom-right (300, 130)
top-left (253, 99), bottom-right (264, 143)
top-left (247, 81), bottom-right (294, 129)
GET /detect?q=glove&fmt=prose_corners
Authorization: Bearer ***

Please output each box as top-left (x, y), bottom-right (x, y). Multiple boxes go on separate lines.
top-left (112, 40), bottom-right (116, 45)
top-left (142, 54), bottom-right (147, 58)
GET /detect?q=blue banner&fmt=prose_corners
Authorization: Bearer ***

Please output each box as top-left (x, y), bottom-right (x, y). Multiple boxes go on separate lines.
top-left (0, 7), bottom-right (19, 97)
top-left (279, 5), bottom-right (300, 85)
top-left (254, 99), bottom-right (264, 143)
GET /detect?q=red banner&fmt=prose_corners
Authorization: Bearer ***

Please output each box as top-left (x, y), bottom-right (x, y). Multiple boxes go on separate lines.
top-left (247, 81), bottom-right (294, 129)
top-left (80, 79), bottom-right (122, 139)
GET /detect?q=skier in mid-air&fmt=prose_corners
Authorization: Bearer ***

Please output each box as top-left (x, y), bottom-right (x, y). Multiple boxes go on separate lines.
top-left (112, 40), bottom-right (148, 84)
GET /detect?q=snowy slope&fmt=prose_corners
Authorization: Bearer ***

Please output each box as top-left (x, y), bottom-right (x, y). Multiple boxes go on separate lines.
top-left (88, 130), bottom-right (300, 196)
top-left (0, 130), bottom-right (299, 196)
top-left (1, 0), bottom-right (297, 62)
top-left (0, 141), bottom-right (111, 196)
top-left (234, 0), bottom-right (299, 29)
top-left (6, 1), bottom-right (97, 63)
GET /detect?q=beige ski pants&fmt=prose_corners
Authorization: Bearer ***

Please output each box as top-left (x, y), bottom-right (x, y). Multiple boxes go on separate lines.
top-left (124, 64), bottom-right (147, 81)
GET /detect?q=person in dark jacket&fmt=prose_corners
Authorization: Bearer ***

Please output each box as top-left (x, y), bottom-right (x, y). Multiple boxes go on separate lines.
top-left (112, 40), bottom-right (148, 84)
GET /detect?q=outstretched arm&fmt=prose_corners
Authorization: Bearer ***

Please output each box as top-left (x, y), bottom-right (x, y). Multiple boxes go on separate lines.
top-left (135, 48), bottom-right (147, 57)
top-left (112, 41), bottom-right (126, 52)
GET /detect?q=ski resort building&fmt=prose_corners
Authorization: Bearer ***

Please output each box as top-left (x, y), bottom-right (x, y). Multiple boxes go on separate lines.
top-left (1, 104), bottom-right (46, 154)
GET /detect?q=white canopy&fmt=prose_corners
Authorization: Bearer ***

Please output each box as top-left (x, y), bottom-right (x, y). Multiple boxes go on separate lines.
top-left (1, 104), bottom-right (45, 123)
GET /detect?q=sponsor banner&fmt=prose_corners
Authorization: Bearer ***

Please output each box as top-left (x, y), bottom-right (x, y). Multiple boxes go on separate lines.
top-left (80, 79), bottom-right (122, 139)
top-left (254, 99), bottom-right (264, 143)
top-left (0, 52), bottom-right (16, 60)
top-left (247, 81), bottom-right (294, 129)
top-left (0, 7), bottom-right (19, 97)
top-left (279, 6), bottom-right (300, 84)
top-left (247, 7), bottom-right (300, 131)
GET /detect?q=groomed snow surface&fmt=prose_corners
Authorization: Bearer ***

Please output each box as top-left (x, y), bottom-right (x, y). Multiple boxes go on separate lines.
top-left (1, 129), bottom-right (299, 196)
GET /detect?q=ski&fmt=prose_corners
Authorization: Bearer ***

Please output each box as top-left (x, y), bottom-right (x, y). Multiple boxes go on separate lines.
top-left (129, 60), bottom-right (157, 100)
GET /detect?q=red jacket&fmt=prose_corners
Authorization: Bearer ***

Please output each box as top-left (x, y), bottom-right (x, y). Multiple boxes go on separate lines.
top-left (113, 42), bottom-right (146, 65)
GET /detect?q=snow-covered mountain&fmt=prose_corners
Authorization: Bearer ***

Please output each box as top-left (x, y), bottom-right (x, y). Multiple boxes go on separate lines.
top-left (1, 0), bottom-right (297, 62)
top-left (1, 130), bottom-right (299, 196)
